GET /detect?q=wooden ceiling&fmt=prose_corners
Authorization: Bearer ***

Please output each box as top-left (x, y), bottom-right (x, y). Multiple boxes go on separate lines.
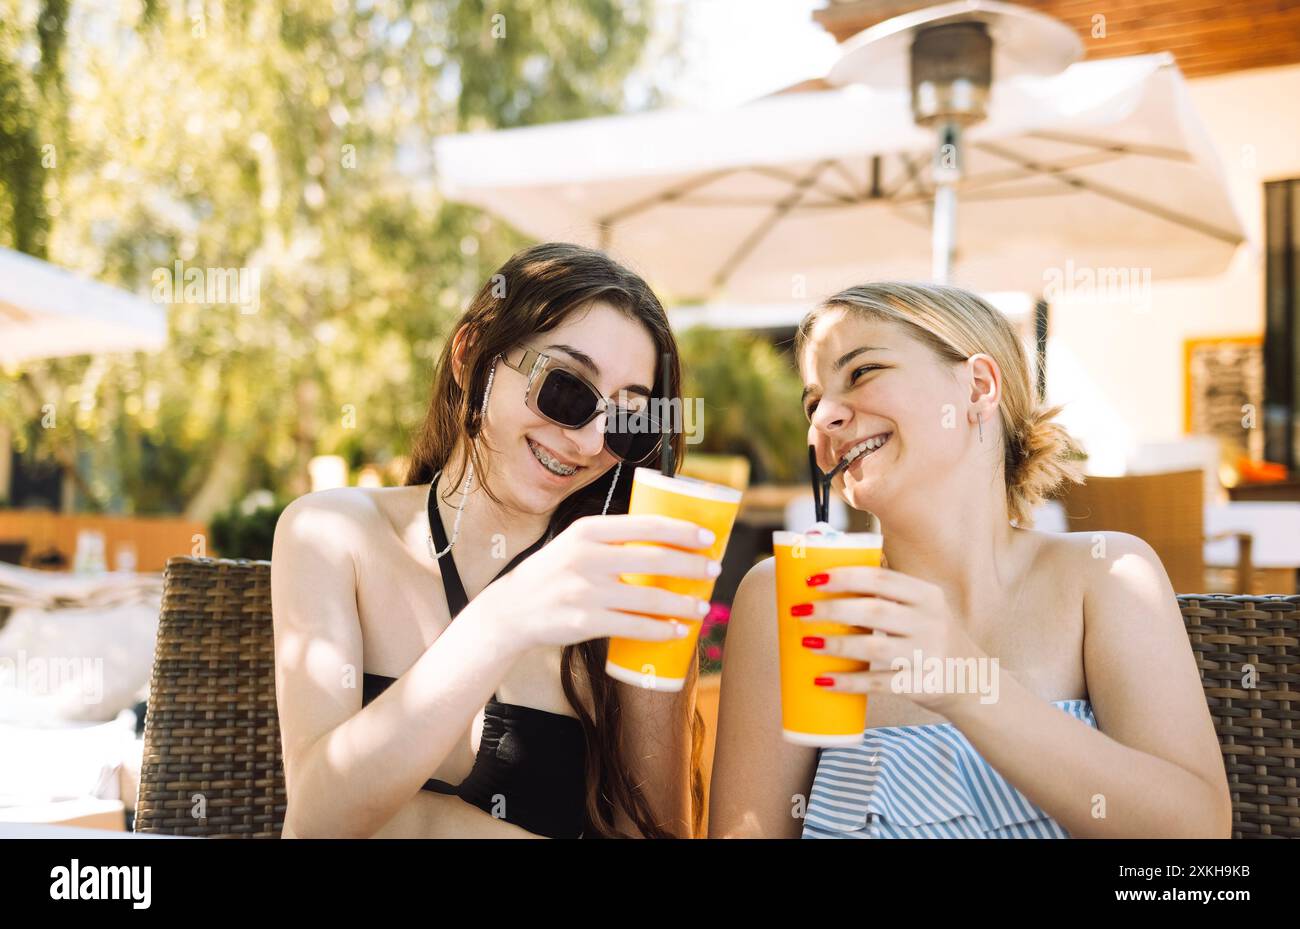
top-left (812, 0), bottom-right (1300, 79)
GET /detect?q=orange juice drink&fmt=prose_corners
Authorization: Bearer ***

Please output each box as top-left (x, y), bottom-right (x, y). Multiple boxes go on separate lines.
top-left (773, 528), bottom-right (883, 746)
top-left (606, 468), bottom-right (742, 692)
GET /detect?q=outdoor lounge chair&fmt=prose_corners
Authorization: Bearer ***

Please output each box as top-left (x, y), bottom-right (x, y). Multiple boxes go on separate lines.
top-left (135, 556), bottom-right (1300, 838)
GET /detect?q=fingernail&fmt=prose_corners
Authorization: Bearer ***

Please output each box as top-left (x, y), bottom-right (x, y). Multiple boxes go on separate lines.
top-left (802, 636), bottom-right (824, 649)
top-left (707, 560), bottom-right (722, 577)
top-left (790, 603), bottom-right (813, 617)
top-left (814, 676), bottom-right (835, 687)
top-left (674, 622), bottom-right (690, 637)
top-left (698, 528), bottom-right (716, 546)
top-left (806, 573), bottom-right (829, 587)
top-left (696, 600), bottom-right (710, 616)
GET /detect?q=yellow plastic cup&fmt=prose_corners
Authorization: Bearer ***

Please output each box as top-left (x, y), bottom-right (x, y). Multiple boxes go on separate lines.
top-left (606, 468), bottom-right (742, 692)
top-left (773, 529), bottom-right (883, 746)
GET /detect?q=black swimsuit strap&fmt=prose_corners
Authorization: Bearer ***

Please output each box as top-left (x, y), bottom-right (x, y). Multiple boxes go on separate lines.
top-left (416, 476), bottom-right (573, 804)
top-left (428, 470), bottom-right (550, 619)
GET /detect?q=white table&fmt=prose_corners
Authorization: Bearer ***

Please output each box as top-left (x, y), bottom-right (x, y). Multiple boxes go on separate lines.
top-left (1032, 500), bottom-right (1068, 533)
top-left (1204, 502), bottom-right (1300, 571)
top-left (0, 822), bottom-right (189, 838)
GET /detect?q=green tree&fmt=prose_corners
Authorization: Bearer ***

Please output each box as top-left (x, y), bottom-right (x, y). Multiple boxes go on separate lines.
top-left (0, 0), bottom-right (673, 519)
top-left (678, 326), bottom-right (809, 484)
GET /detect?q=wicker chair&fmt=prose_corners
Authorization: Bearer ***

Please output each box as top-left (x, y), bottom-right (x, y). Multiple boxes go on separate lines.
top-left (1181, 594), bottom-right (1299, 838)
top-left (135, 557), bottom-right (283, 837)
top-left (134, 557), bottom-right (1300, 839)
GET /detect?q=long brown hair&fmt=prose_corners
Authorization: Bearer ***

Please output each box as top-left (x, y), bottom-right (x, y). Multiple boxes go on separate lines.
top-left (405, 242), bottom-right (704, 837)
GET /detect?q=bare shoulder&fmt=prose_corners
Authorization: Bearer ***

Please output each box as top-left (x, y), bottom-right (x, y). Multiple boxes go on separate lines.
top-left (723, 557), bottom-right (780, 674)
top-left (1026, 526), bottom-right (1112, 562)
top-left (733, 557), bottom-right (777, 622)
top-left (1031, 529), bottom-right (1168, 588)
top-left (1007, 528), bottom-right (1090, 601)
top-left (1063, 530), bottom-right (1171, 591)
top-left (273, 485), bottom-right (427, 558)
top-left (273, 487), bottom-right (387, 559)
top-left (1042, 527), bottom-right (1158, 558)
top-left (1046, 530), bottom-right (1180, 635)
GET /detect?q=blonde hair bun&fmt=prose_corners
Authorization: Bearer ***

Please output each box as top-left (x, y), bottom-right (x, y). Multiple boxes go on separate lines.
top-left (1008, 403), bottom-right (1084, 526)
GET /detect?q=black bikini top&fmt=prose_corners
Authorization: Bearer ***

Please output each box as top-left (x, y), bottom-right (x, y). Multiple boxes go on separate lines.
top-left (360, 472), bottom-right (588, 839)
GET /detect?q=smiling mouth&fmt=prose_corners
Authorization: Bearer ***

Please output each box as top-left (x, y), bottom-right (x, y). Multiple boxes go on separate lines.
top-left (527, 437), bottom-right (582, 477)
top-left (834, 432), bottom-right (892, 473)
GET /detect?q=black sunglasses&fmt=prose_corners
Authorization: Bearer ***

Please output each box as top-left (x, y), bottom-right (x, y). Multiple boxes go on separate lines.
top-left (499, 347), bottom-right (665, 464)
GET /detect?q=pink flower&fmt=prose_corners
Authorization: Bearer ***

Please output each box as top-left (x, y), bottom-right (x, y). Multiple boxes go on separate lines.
top-left (706, 645), bottom-right (722, 661)
top-left (706, 603), bottom-right (731, 625)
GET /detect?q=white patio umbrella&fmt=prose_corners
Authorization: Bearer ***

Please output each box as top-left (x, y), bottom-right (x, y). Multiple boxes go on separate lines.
top-left (0, 247), bottom-right (167, 364)
top-left (828, 0), bottom-right (1086, 282)
top-left (434, 51), bottom-right (1246, 303)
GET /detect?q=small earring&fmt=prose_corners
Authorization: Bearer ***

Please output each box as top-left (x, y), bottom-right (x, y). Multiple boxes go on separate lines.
top-left (977, 413), bottom-right (983, 443)
top-left (480, 357), bottom-right (498, 417)
top-left (601, 461), bottom-right (623, 515)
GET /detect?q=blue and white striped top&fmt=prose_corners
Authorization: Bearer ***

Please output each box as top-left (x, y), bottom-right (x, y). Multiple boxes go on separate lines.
top-left (802, 699), bottom-right (1095, 839)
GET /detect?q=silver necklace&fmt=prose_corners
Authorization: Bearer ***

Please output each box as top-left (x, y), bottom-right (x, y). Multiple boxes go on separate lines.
top-left (427, 458), bottom-right (622, 560)
top-left (427, 358), bottom-right (496, 559)
top-left (427, 466), bottom-right (473, 560)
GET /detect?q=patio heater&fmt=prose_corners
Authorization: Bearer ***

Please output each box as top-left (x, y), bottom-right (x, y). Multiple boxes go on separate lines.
top-left (829, 0), bottom-right (1082, 283)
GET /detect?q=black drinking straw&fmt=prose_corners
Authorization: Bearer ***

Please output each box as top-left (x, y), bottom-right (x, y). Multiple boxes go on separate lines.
top-left (660, 352), bottom-right (675, 475)
top-left (808, 445), bottom-right (829, 523)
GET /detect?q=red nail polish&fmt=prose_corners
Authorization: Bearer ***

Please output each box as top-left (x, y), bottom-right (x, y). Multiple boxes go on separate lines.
top-left (806, 573), bottom-right (829, 587)
top-left (790, 603), bottom-right (813, 617)
top-left (802, 636), bottom-right (824, 649)
top-left (814, 676), bottom-right (835, 687)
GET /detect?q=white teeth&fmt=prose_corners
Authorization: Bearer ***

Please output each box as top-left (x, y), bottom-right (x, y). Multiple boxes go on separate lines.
top-left (841, 434), bottom-right (889, 464)
top-left (528, 439), bottom-right (578, 476)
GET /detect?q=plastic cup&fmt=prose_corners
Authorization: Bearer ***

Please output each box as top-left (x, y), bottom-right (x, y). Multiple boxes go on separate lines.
top-left (773, 528), bottom-right (883, 746)
top-left (606, 468), bottom-right (742, 692)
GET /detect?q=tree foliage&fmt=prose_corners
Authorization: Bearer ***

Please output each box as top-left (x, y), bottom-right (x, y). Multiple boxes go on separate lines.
top-left (0, 0), bottom-right (665, 518)
top-left (677, 326), bottom-right (809, 484)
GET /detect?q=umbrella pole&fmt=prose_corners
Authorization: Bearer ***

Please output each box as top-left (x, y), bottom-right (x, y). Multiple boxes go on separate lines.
top-left (932, 178), bottom-right (956, 283)
top-left (1034, 296), bottom-right (1050, 402)
top-left (932, 122), bottom-right (960, 284)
